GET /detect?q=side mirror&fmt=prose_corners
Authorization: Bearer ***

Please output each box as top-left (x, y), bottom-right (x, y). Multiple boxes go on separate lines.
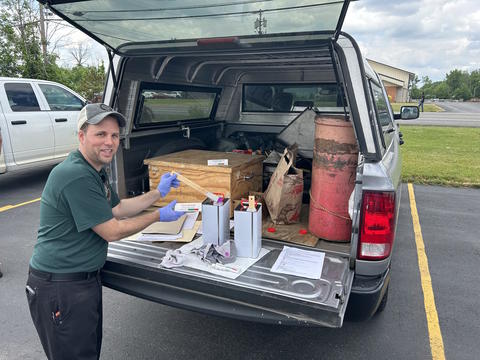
top-left (399, 105), bottom-right (419, 120)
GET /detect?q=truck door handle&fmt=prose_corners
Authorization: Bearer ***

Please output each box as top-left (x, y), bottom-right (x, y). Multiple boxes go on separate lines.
top-left (11, 120), bottom-right (27, 125)
top-left (55, 118), bottom-right (68, 122)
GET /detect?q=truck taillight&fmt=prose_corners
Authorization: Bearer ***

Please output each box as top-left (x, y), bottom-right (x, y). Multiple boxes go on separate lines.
top-left (358, 191), bottom-right (396, 260)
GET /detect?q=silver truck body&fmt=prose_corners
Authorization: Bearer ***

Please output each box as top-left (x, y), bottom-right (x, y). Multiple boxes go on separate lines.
top-left (43, 0), bottom-right (416, 327)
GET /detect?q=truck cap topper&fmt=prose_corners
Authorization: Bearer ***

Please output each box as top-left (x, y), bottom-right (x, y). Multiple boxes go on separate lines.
top-left (40, 0), bottom-right (350, 55)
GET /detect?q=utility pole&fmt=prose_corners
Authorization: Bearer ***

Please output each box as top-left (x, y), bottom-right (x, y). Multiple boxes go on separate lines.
top-left (254, 9), bottom-right (267, 35)
top-left (39, 4), bottom-right (48, 64)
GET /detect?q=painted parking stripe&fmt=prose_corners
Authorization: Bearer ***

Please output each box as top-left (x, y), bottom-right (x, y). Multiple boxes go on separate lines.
top-left (408, 183), bottom-right (445, 360)
top-left (0, 198), bottom-right (41, 213)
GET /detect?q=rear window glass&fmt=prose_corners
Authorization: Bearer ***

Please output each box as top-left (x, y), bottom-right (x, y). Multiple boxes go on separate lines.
top-left (370, 82), bottom-right (392, 127)
top-left (242, 84), bottom-right (342, 113)
top-left (4, 83), bottom-right (40, 112)
top-left (50, 0), bottom-right (346, 53)
top-left (136, 86), bottom-right (219, 127)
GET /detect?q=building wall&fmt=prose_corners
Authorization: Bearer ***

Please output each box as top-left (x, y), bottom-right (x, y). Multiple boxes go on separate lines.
top-left (385, 86), bottom-right (397, 102)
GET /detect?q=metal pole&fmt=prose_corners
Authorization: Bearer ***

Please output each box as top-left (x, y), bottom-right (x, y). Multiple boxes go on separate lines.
top-left (39, 4), bottom-right (48, 64)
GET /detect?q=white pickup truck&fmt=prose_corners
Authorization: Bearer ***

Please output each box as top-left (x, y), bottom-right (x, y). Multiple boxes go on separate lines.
top-left (0, 77), bottom-right (86, 174)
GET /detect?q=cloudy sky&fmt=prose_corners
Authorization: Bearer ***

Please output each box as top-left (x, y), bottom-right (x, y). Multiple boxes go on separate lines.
top-left (59, 0), bottom-right (480, 84)
top-left (343, 0), bottom-right (480, 82)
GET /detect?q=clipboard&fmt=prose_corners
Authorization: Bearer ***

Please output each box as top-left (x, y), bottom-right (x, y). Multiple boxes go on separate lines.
top-left (152, 221), bottom-right (202, 243)
top-left (126, 221), bottom-right (201, 243)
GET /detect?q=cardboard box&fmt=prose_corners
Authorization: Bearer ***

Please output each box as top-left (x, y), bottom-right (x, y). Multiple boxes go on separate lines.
top-left (144, 150), bottom-right (264, 216)
top-left (202, 198), bottom-right (231, 246)
top-left (234, 203), bottom-right (262, 258)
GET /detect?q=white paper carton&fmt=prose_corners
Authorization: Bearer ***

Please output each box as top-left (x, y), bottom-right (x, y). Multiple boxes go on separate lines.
top-left (202, 198), bottom-right (231, 245)
top-left (234, 203), bottom-right (262, 258)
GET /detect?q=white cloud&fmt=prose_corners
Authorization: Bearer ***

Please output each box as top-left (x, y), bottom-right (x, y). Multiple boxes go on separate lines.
top-left (343, 0), bottom-right (480, 82)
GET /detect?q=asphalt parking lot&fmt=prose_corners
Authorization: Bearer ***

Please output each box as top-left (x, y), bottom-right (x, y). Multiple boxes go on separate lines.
top-left (0, 165), bottom-right (479, 360)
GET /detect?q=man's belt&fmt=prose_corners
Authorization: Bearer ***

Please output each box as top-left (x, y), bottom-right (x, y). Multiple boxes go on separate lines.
top-left (29, 266), bottom-right (100, 281)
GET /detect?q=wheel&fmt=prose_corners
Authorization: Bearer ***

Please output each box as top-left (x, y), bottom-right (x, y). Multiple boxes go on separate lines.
top-left (375, 286), bottom-right (389, 314)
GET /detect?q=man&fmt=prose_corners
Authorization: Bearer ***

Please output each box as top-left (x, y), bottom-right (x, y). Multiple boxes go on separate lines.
top-left (419, 91), bottom-right (425, 112)
top-left (26, 103), bottom-right (184, 360)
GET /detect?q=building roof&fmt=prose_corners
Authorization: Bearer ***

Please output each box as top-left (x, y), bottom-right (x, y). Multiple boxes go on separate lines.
top-left (366, 59), bottom-right (415, 76)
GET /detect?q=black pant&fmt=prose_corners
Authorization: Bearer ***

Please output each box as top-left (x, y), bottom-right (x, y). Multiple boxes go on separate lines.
top-left (26, 268), bottom-right (103, 360)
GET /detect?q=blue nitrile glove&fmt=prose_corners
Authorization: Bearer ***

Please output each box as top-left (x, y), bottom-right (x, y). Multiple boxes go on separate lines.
top-left (158, 200), bottom-right (185, 222)
top-left (157, 172), bottom-right (181, 197)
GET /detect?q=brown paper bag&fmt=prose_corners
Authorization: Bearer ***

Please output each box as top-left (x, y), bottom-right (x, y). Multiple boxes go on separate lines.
top-left (264, 147), bottom-right (303, 224)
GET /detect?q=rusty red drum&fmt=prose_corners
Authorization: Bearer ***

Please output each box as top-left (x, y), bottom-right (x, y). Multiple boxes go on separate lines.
top-left (308, 115), bottom-right (358, 242)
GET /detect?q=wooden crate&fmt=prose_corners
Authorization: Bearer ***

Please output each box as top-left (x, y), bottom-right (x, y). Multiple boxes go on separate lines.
top-left (144, 150), bottom-right (264, 214)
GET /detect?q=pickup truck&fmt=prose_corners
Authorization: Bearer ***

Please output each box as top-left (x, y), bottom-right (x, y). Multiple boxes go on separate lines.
top-left (0, 77), bottom-right (85, 174)
top-left (44, 0), bottom-right (418, 327)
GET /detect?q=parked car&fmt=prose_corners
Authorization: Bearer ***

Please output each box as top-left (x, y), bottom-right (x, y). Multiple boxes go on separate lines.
top-left (142, 91), bottom-right (156, 99)
top-left (0, 77), bottom-right (86, 174)
top-left (44, 0), bottom-right (418, 327)
top-left (156, 91), bottom-right (182, 99)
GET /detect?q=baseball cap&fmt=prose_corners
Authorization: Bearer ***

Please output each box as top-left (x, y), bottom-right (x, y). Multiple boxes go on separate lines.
top-left (77, 103), bottom-right (126, 132)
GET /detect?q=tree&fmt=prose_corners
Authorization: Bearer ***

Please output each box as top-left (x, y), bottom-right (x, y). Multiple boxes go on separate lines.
top-left (453, 83), bottom-right (471, 101)
top-left (415, 68), bottom-right (480, 101)
top-left (445, 69), bottom-right (467, 94)
top-left (78, 62), bottom-right (105, 102)
top-left (432, 82), bottom-right (450, 99)
top-left (0, 0), bottom-right (71, 79)
top-left (0, 13), bottom-right (21, 76)
top-left (410, 74), bottom-right (421, 99)
top-left (12, 0), bottom-right (43, 77)
top-left (63, 62), bottom-right (105, 101)
top-left (420, 76), bottom-right (434, 99)
top-left (469, 70), bottom-right (480, 98)
top-left (69, 43), bottom-right (90, 67)
top-left (421, 76), bottom-right (432, 87)
top-left (0, 0), bottom-right (47, 78)
top-left (0, 0), bottom-right (106, 100)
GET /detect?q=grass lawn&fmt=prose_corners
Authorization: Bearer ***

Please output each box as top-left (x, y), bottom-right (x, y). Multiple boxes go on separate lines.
top-left (400, 126), bottom-right (480, 187)
top-left (391, 102), bottom-right (444, 112)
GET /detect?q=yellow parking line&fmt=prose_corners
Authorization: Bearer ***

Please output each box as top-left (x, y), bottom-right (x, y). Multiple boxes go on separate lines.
top-left (0, 198), bottom-right (41, 213)
top-left (408, 183), bottom-right (445, 360)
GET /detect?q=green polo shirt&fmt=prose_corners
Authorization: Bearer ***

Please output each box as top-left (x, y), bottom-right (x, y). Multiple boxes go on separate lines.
top-left (30, 150), bottom-right (120, 273)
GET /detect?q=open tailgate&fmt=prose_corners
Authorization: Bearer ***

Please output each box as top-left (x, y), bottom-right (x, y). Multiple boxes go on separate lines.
top-left (103, 238), bottom-right (354, 327)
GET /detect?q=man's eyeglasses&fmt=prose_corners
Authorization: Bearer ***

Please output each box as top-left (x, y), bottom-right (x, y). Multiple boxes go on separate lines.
top-left (100, 174), bottom-right (111, 202)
